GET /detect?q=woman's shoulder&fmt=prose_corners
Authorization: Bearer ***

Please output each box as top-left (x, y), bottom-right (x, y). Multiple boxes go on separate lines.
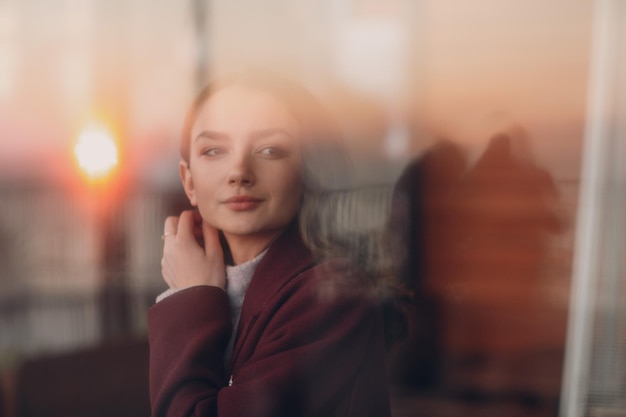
top-left (295, 256), bottom-right (380, 304)
top-left (303, 256), bottom-right (411, 348)
top-left (249, 224), bottom-right (381, 310)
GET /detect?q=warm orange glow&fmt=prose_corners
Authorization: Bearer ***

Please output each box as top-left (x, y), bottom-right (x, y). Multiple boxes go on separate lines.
top-left (74, 127), bottom-right (118, 180)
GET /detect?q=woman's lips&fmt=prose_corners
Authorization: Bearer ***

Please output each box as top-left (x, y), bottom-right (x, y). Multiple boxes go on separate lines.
top-left (222, 196), bottom-right (263, 211)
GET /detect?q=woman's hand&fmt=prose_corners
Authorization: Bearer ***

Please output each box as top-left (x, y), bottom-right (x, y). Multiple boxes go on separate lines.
top-left (161, 210), bottom-right (226, 290)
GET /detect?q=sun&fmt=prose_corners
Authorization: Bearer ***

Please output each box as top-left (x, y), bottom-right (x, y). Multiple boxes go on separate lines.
top-left (74, 127), bottom-right (119, 180)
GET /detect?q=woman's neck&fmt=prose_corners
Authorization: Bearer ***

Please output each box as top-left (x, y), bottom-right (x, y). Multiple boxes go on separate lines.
top-left (223, 229), bottom-right (284, 265)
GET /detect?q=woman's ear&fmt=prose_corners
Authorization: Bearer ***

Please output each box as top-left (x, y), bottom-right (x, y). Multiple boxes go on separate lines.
top-left (179, 160), bottom-right (198, 207)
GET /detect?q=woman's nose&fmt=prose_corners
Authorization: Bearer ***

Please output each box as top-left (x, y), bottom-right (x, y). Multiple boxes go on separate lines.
top-left (227, 153), bottom-right (255, 186)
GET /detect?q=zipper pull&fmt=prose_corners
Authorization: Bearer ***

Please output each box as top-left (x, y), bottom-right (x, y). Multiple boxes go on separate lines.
top-left (228, 374), bottom-right (233, 387)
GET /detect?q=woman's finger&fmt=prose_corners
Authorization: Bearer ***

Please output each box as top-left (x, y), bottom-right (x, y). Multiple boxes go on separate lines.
top-left (176, 210), bottom-right (196, 241)
top-left (163, 216), bottom-right (179, 240)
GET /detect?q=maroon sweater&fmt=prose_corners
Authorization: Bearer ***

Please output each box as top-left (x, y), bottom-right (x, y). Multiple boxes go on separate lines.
top-left (148, 225), bottom-right (391, 417)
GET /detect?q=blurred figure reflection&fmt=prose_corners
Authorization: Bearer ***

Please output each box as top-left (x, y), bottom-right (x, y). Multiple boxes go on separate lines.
top-left (456, 130), bottom-right (564, 286)
top-left (387, 129), bottom-right (567, 413)
top-left (387, 140), bottom-right (468, 389)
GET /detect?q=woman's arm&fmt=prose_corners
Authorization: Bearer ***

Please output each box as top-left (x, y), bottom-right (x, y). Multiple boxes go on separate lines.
top-left (148, 286), bottom-right (231, 417)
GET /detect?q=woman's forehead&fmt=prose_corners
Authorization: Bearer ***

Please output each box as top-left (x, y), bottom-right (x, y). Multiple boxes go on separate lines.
top-left (192, 85), bottom-right (301, 135)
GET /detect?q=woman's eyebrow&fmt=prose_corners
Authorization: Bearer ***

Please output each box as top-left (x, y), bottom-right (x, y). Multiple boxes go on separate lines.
top-left (194, 130), bottom-right (229, 142)
top-left (250, 128), bottom-right (295, 141)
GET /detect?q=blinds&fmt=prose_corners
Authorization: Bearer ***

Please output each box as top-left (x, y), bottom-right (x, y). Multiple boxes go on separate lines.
top-left (560, 1), bottom-right (626, 416)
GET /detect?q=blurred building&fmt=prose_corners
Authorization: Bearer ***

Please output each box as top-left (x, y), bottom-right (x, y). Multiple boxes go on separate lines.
top-left (0, 181), bottom-right (168, 358)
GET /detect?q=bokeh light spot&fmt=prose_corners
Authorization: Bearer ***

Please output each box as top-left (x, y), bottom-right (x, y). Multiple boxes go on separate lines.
top-left (74, 127), bottom-right (118, 179)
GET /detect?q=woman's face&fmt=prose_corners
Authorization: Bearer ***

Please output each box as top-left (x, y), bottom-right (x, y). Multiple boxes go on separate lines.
top-left (180, 85), bottom-right (303, 243)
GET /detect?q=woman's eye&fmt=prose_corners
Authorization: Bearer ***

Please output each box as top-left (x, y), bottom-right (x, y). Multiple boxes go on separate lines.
top-left (203, 147), bottom-right (225, 157)
top-left (259, 147), bottom-right (285, 158)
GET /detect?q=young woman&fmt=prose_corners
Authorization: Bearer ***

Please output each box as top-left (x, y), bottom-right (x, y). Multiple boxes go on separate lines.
top-left (148, 69), bottom-right (404, 417)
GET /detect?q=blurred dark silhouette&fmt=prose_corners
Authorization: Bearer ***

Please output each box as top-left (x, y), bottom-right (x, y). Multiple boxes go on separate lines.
top-left (387, 140), bottom-right (468, 389)
top-left (442, 130), bottom-right (566, 412)
top-left (99, 210), bottom-right (131, 341)
top-left (387, 130), bottom-right (566, 415)
top-left (454, 131), bottom-right (564, 284)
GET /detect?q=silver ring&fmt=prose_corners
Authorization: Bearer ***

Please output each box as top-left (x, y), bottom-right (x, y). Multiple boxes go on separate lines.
top-left (161, 232), bottom-right (173, 240)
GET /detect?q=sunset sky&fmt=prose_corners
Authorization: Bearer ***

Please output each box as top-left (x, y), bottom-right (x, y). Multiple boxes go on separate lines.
top-left (0, 0), bottom-right (594, 184)
top-left (415, 1), bottom-right (592, 173)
